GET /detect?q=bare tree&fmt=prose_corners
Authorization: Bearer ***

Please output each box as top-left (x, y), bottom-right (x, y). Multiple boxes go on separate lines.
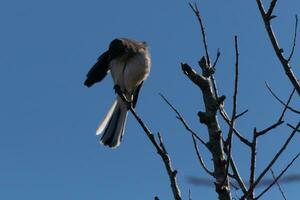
top-left (114, 1), bottom-right (300, 200)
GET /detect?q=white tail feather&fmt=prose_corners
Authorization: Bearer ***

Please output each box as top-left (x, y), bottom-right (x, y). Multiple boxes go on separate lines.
top-left (96, 100), bottom-right (117, 135)
top-left (96, 99), bottom-right (128, 148)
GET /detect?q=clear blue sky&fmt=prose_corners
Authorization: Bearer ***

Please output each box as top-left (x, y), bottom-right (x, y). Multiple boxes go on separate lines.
top-left (0, 0), bottom-right (299, 199)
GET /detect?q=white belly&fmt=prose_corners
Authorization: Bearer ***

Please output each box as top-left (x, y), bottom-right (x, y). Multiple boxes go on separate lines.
top-left (109, 49), bottom-right (151, 95)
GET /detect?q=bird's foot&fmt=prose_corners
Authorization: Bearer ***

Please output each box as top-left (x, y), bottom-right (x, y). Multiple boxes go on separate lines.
top-left (114, 85), bottom-right (132, 109)
top-left (114, 84), bottom-right (122, 95)
top-left (126, 101), bottom-right (133, 109)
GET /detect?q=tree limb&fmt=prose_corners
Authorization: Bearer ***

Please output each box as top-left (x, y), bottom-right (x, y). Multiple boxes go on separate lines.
top-left (255, 152), bottom-right (300, 200)
top-left (160, 93), bottom-right (208, 147)
top-left (255, 0), bottom-right (300, 95)
top-left (241, 122), bottom-right (300, 200)
top-left (114, 87), bottom-right (182, 200)
top-left (270, 169), bottom-right (287, 200)
top-left (265, 82), bottom-right (300, 115)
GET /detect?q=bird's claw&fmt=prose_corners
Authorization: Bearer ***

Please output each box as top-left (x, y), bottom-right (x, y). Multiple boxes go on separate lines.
top-left (114, 85), bottom-right (122, 94)
top-left (114, 84), bottom-right (132, 109)
top-left (125, 101), bottom-right (133, 109)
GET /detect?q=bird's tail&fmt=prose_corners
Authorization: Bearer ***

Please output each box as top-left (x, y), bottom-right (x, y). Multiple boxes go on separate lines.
top-left (96, 99), bottom-right (128, 148)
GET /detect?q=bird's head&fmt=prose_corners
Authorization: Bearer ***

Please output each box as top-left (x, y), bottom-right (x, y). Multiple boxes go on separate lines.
top-left (108, 38), bottom-right (128, 60)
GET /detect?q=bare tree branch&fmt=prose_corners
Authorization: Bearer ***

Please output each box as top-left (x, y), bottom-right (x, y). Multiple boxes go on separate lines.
top-left (255, 152), bottom-right (300, 200)
top-left (192, 134), bottom-right (214, 176)
top-left (248, 87), bottom-right (293, 193)
top-left (235, 109), bottom-right (249, 120)
top-left (189, 2), bottom-right (211, 67)
top-left (220, 109), bottom-right (252, 147)
top-left (212, 48), bottom-right (221, 69)
top-left (222, 36), bottom-right (240, 187)
top-left (270, 169), bottom-right (287, 200)
top-left (182, 2), bottom-right (300, 200)
top-left (226, 36), bottom-right (240, 145)
top-left (254, 121), bottom-right (284, 137)
top-left (181, 63), bottom-right (209, 90)
top-left (160, 94), bottom-right (207, 147)
top-left (255, 0), bottom-right (300, 95)
top-left (265, 0), bottom-right (277, 20)
top-left (255, 87), bottom-right (295, 138)
top-left (241, 122), bottom-right (300, 200)
top-left (287, 123), bottom-right (300, 132)
top-left (278, 88), bottom-right (296, 121)
top-left (230, 157), bottom-right (248, 195)
top-left (265, 83), bottom-right (300, 115)
top-left (182, 58), bottom-right (232, 200)
top-left (159, 93), bottom-right (214, 176)
top-left (188, 2), bottom-right (223, 102)
top-left (189, 2), bottom-right (252, 153)
top-left (114, 86), bottom-right (182, 200)
top-left (249, 129), bottom-right (257, 199)
top-left (287, 15), bottom-right (298, 62)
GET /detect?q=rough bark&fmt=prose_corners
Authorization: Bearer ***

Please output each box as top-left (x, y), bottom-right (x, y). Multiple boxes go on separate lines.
top-left (182, 62), bottom-right (232, 200)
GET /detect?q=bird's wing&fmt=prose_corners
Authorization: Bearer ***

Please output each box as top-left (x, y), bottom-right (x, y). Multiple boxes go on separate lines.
top-left (84, 51), bottom-right (110, 87)
top-left (132, 81), bottom-right (144, 108)
top-left (84, 38), bottom-right (146, 88)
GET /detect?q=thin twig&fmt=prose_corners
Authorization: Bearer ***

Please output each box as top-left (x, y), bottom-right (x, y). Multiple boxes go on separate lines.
top-left (255, 0), bottom-right (300, 95)
top-left (158, 132), bottom-right (167, 154)
top-left (114, 87), bottom-right (182, 200)
top-left (255, 121), bottom-right (284, 137)
top-left (255, 152), bottom-right (300, 200)
top-left (230, 157), bottom-right (248, 195)
top-left (265, 0), bottom-right (277, 19)
top-left (287, 123), bottom-right (300, 132)
top-left (212, 48), bottom-right (221, 69)
top-left (188, 2), bottom-right (221, 99)
top-left (159, 93), bottom-right (214, 176)
top-left (159, 93), bottom-right (207, 147)
top-left (130, 109), bottom-right (181, 200)
top-left (255, 87), bottom-right (296, 138)
top-left (287, 15), bottom-right (298, 62)
top-left (192, 134), bottom-right (214, 176)
top-left (235, 109), bottom-right (249, 120)
top-left (265, 82), bottom-right (300, 115)
top-left (188, 2), bottom-right (211, 67)
top-left (222, 36), bottom-right (239, 186)
top-left (226, 35), bottom-right (240, 145)
top-left (241, 122), bottom-right (300, 199)
top-left (220, 109), bottom-right (252, 147)
top-left (278, 88), bottom-right (296, 121)
top-left (270, 169), bottom-right (287, 200)
top-left (249, 129), bottom-right (257, 199)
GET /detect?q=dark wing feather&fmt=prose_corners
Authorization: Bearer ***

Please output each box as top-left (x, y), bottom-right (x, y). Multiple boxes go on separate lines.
top-left (132, 81), bottom-right (144, 108)
top-left (84, 51), bottom-right (110, 87)
top-left (84, 38), bottom-right (146, 88)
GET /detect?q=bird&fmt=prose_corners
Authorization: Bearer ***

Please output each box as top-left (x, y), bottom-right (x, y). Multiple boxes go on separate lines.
top-left (84, 38), bottom-right (151, 148)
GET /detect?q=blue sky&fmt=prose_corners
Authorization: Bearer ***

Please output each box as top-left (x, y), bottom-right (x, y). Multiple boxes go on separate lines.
top-left (0, 0), bottom-right (300, 199)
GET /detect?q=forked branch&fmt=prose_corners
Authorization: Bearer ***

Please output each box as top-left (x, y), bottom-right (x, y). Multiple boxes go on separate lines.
top-left (255, 0), bottom-right (300, 95)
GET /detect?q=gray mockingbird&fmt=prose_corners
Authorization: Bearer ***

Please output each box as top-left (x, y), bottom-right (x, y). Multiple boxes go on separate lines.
top-left (84, 38), bottom-right (151, 148)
